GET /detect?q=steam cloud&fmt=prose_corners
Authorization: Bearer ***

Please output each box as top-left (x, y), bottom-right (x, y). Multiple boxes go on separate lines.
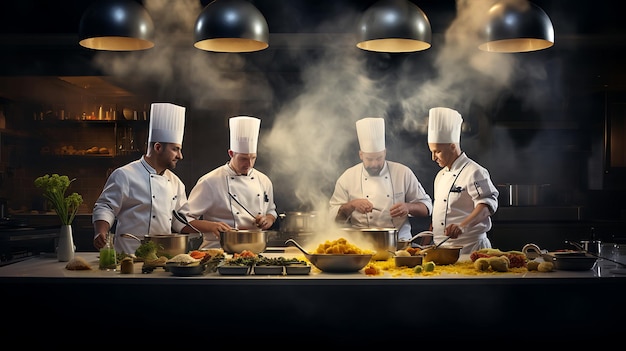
top-left (91, 0), bottom-right (564, 245)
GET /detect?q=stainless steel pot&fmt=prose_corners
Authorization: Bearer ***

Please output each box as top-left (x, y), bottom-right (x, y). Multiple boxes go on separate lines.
top-left (220, 229), bottom-right (267, 254)
top-left (340, 227), bottom-right (397, 261)
top-left (497, 184), bottom-right (551, 206)
top-left (121, 233), bottom-right (202, 257)
top-left (278, 211), bottom-right (321, 233)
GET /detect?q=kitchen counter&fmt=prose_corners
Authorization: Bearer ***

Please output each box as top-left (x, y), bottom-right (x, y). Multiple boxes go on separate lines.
top-left (1, 251), bottom-right (625, 342)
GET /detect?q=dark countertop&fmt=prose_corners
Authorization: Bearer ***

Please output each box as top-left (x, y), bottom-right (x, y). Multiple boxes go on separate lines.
top-left (1, 251), bottom-right (625, 342)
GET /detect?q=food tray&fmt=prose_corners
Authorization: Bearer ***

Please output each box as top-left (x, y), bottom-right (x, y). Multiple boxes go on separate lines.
top-left (285, 263), bottom-right (311, 275)
top-left (545, 253), bottom-right (597, 271)
top-left (253, 265), bottom-right (285, 275)
top-left (168, 263), bottom-right (206, 276)
top-left (217, 265), bottom-right (251, 275)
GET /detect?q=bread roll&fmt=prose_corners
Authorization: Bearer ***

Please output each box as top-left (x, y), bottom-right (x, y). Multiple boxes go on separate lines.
top-left (65, 256), bottom-right (92, 270)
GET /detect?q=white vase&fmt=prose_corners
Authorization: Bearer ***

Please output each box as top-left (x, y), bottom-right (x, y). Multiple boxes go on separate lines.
top-left (57, 224), bottom-right (75, 262)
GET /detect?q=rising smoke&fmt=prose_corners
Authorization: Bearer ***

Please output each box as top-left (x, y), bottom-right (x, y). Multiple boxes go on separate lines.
top-left (90, 0), bottom-right (562, 242)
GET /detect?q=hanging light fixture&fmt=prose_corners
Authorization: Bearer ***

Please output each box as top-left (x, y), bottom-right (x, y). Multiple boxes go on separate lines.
top-left (478, 0), bottom-right (554, 53)
top-left (356, 0), bottom-right (432, 53)
top-left (194, 0), bottom-right (269, 53)
top-left (78, 0), bottom-right (155, 51)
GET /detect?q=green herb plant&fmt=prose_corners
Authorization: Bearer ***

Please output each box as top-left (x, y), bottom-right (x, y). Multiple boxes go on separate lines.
top-left (34, 174), bottom-right (83, 225)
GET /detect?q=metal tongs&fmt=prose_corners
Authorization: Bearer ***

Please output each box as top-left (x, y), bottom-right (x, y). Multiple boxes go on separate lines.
top-left (565, 240), bottom-right (626, 268)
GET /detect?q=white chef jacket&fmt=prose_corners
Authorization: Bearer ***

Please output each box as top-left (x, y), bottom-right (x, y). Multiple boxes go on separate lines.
top-left (188, 163), bottom-right (277, 248)
top-left (431, 153), bottom-right (499, 255)
top-left (92, 157), bottom-right (192, 255)
top-left (329, 161), bottom-right (433, 241)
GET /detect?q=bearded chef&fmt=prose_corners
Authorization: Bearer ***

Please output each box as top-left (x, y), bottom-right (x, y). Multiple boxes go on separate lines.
top-left (329, 117), bottom-right (432, 242)
top-left (92, 103), bottom-right (203, 254)
top-left (188, 116), bottom-right (277, 249)
top-left (427, 107), bottom-right (499, 255)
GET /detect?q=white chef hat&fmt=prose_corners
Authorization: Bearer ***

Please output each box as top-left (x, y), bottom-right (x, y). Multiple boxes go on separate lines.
top-left (356, 117), bottom-right (385, 153)
top-left (427, 107), bottom-right (463, 143)
top-left (148, 103), bottom-right (186, 144)
top-left (229, 116), bottom-right (261, 154)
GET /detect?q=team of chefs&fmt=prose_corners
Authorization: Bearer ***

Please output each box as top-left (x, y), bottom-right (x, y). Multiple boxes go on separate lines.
top-left (92, 102), bottom-right (499, 256)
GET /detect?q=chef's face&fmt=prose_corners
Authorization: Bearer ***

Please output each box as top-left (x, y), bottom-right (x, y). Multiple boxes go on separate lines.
top-left (229, 150), bottom-right (257, 175)
top-left (359, 150), bottom-right (386, 176)
top-left (428, 143), bottom-right (457, 169)
top-left (158, 142), bottom-right (183, 170)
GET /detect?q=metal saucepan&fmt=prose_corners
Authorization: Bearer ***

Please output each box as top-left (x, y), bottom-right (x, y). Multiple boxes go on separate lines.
top-left (402, 231), bottom-right (461, 265)
top-left (278, 211), bottom-right (321, 233)
top-left (220, 229), bottom-right (267, 254)
top-left (340, 227), bottom-right (397, 261)
top-left (121, 233), bottom-right (202, 257)
top-left (285, 238), bottom-right (372, 273)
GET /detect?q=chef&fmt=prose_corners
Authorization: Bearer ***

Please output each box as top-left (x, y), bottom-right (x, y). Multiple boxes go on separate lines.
top-left (329, 117), bottom-right (432, 241)
top-left (188, 115), bottom-right (277, 249)
top-left (92, 102), bottom-right (202, 254)
top-left (427, 107), bottom-right (499, 255)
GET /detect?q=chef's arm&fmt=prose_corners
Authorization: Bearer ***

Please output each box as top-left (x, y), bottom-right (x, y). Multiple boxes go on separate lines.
top-left (459, 203), bottom-right (491, 230)
top-left (390, 202), bottom-right (429, 218)
top-left (335, 199), bottom-right (373, 222)
top-left (188, 219), bottom-right (232, 238)
top-left (93, 220), bottom-right (111, 250)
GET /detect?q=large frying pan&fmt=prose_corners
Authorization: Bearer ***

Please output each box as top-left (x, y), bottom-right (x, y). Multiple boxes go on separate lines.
top-left (285, 239), bottom-right (372, 273)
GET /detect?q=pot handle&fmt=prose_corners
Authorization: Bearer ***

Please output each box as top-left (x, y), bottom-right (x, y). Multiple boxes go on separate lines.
top-left (120, 233), bottom-right (142, 242)
top-left (522, 243), bottom-right (545, 259)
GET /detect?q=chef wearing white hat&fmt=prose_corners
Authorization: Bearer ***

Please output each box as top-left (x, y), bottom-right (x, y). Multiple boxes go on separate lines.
top-left (93, 103), bottom-right (204, 254)
top-left (427, 107), bottom-right (499, 255)
top-left (329, 117), bottom-right (432, 258)
top-left (188, 116), bottom-right (277, 248)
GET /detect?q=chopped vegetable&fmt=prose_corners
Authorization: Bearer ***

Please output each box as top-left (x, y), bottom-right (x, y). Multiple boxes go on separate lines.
top-left (135, 241), bottom-right (159, 261)
top-left (423, 261), bottom-right (436, 272)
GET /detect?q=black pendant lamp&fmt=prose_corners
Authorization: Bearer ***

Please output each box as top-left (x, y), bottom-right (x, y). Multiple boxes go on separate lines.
top-left (78, 0), bottom-right (155, 51)
top-left (194, 0), bottom-right (269, 53)
top-left (356, 0), bottom-right (432, 53)
top-left (478, 0), bottom-right (554, 53)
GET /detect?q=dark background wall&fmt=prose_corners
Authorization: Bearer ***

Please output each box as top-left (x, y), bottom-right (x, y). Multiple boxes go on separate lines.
top-left (0, 1), bottom-right (625, 251)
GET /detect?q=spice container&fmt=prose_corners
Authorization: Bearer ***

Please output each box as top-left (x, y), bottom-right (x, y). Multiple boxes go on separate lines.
top-left (120, 257), bottom-right (134, 274)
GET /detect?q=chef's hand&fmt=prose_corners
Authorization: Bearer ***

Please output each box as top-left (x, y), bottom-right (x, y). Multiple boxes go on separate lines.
top-left (193, 220), bottom-right (232, 239)
top-left (444, 224), bottom-right (465, 239)
top-left (390, 203), bottom-right (409, 218)
top-left (255, 214), bottom-right (275, 230)
top-left (93, 232), bottom-right (107, 250)
top-left (212, 221), bottom-right (232, 238)
top-left (350, 199), bottom-right (374, 214)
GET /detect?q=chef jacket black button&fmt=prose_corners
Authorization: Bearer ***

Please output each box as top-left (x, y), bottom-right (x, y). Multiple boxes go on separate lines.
top-left (251, 177), bottom-right (255, 180)
top-left (387, 195), bottom-right (390, 197)
top-left (257, 194), bottom-right (260, 197)
top-left (236, 212), bottom-right (240, 215)
top-left (152, 215), bottom-right (156, 219)
top-left (230, 177), bottom-right (235, 180)
top-left (443, 199), bottom-right (446, 202)
top-left (366, 195), bottom-right (369, 198)
top-left (152, 195), bottom-right (155, 199)
top-left (385, 176), bottom-right (388, 179)
top-left (440, 222), bottom-right (444, 226)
